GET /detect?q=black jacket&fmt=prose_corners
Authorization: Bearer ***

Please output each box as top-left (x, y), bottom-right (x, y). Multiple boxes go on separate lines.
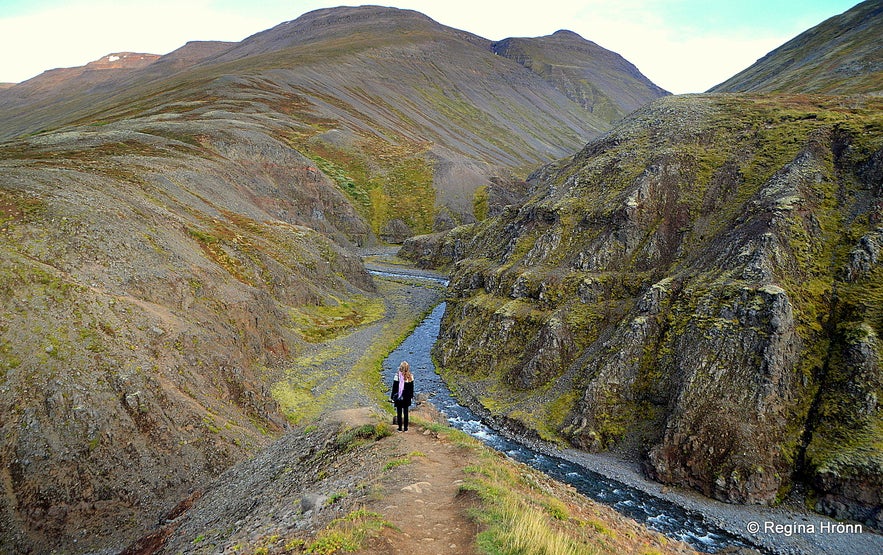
top-left (390, 378), bottom-right (414, 407)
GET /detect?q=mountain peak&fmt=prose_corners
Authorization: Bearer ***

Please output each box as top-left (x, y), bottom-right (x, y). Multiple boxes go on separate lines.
top-left (215, 5), bottom-right (453, 61)
top-left (491, 29), bottom-right (668, 121)
top-left (293, 4), bottom-right (435, 26)
top-left (84, 52), bottom-right (160, 70)
top-left (551, 29), bottom-right (585, 40)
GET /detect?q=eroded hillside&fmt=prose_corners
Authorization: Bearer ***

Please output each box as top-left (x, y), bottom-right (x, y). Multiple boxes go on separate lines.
top-left (0, 102), bottom-right (385, 551)
top-left (405, 93), bottom-right (883, 528)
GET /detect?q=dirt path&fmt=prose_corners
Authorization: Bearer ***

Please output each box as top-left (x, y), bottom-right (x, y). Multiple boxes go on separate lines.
top-left (361, 410), bottom-right (479, 554)
top-left (144, 254), bottom-right (698, 554)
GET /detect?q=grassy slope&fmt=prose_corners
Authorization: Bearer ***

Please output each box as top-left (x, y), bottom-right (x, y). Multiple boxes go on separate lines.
top-left (709, 0), bottom-right (883, 94)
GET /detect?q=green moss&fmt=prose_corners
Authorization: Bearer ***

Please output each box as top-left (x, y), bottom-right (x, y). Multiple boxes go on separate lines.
top-left (473, 185), bottom-right (489, 222)
top-left (289, 295), bottom-right (385, 342)
top-left (306, 509), bottom-right (396, 555)
top-left (383, 457), bottom-right (412, 471)
top-left (334, 422), bottom-right (392, 451)
top-left (281, 130), bottom-right (437, 237)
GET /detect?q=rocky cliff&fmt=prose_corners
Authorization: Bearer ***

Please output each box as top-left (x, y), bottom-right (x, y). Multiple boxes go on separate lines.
top-left (417, 93), bottom-right (883, 527)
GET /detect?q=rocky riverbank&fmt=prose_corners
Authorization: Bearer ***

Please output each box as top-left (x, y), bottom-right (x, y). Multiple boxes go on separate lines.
top-left (318, 254), bottom-right (883, 555)
top-left (450, 393), bottom-right (883, 555)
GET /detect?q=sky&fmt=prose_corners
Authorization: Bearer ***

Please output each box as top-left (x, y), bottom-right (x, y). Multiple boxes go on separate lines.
top-left (0, 0), bottom-right (862, 94)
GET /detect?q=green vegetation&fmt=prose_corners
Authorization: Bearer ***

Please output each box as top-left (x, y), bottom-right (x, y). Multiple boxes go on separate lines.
top-left (304, 509), bottom-right (397, 554)
top-left (335, 422), bottom-right (392, 451)
top-left (273, 279), bottom-right (439, 425)
top-left (473, 186), bottom-right (490, 222)
top-left (383, 456), bottom-right (412, 471)
top-left (290, 296), bottom-right (385, 342)
top-left (454, 427), bottom-right (637, 555)
top-left (325, 492), bottom-right (347, 506)
top-left (282, 130), bottom-right (437, 237)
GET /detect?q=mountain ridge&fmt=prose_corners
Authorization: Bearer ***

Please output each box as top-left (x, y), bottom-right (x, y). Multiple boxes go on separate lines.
top-left (710, 0), bottom-right (883, 94)
top-left (0, 5), bottom-right (670, 234)
top-left (492, 29), bottom-right (669, 123)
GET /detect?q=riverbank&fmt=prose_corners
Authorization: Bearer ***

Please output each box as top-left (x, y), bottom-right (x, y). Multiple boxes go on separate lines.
top-left (449, 382), bottom-right (883, 555)
top-left (559, 447), bottom-right (880, 555)
top-left (354, 252), bottom-right (883, 554)
top-left (270, 268), bottom-right (444, 425)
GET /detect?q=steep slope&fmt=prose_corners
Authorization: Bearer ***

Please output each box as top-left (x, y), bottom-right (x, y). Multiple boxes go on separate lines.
top-left (0, 100), bottom-right (377, 553)
top-left (492, 30), bottom-right (669, 124)
top-left (710, 0), bottom-right (883, 94)
top-left (409, 94), bottom-right (883, 528)
top-left (0, 6), bottom-right (672, 552)
top-left (126, 409), bottom-right (695, 555)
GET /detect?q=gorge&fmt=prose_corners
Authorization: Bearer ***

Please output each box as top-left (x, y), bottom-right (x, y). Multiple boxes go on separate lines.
top-left (1, 2), bottom-right (882, 553)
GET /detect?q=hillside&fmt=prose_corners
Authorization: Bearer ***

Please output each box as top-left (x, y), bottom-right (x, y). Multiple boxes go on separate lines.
top-left (710, 0), bottom-right (883, 94)
top-left (492, 29), bottom-right (669, 123)
top-left (123, 407), bottom-right (696, 555)
top-left (0, 5), bottom-right (674, 553)
top-left (0, 110), bottom-right (376, 552)
top-left (0, 6), bottom-right (668, 233)
top-left (403, 93), bottom-right (883, 529)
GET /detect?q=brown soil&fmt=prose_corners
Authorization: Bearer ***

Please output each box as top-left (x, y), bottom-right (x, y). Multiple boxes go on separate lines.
top-left (360, 407), bottom-right (479, 554)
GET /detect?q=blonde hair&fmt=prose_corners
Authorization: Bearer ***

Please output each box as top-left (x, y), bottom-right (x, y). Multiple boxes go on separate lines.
top-left (399, 361), bottom-right (413, 382)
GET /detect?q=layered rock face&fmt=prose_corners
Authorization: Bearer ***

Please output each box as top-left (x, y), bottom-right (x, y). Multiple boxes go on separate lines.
top-left (422, 94), bottom-right (883, 525)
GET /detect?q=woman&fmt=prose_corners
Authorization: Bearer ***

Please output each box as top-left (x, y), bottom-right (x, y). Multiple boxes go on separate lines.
top-left (390, 361), bottom-right (414, 432)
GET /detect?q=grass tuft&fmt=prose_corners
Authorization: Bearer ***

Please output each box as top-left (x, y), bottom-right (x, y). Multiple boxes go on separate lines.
top-left (305, 508), bottom-right (397, 554)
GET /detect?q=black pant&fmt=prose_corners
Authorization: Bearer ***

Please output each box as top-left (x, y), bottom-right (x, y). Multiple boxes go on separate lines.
top-left (396, 405), bottom-right (409, 430)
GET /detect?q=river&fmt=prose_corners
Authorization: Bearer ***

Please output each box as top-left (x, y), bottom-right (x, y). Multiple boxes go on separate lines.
top-left (372, 266), bottom-right (883, 555)
top-left (379, 298), bottom-right (753, 553)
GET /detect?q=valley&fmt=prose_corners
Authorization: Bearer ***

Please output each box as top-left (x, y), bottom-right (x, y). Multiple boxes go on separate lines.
top-left (1, 2), bottom-right (882, 553)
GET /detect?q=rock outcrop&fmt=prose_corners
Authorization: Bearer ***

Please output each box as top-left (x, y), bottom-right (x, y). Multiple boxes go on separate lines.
top-left (422, 94), bottom-right (883, 526)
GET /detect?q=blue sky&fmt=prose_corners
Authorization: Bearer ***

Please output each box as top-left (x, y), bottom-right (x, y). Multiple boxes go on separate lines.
top-left (0, 0), bottom-right (862, 93)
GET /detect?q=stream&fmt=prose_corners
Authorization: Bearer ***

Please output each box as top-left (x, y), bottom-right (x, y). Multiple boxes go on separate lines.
top-left (378, 295), bottom-right (755, 553)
